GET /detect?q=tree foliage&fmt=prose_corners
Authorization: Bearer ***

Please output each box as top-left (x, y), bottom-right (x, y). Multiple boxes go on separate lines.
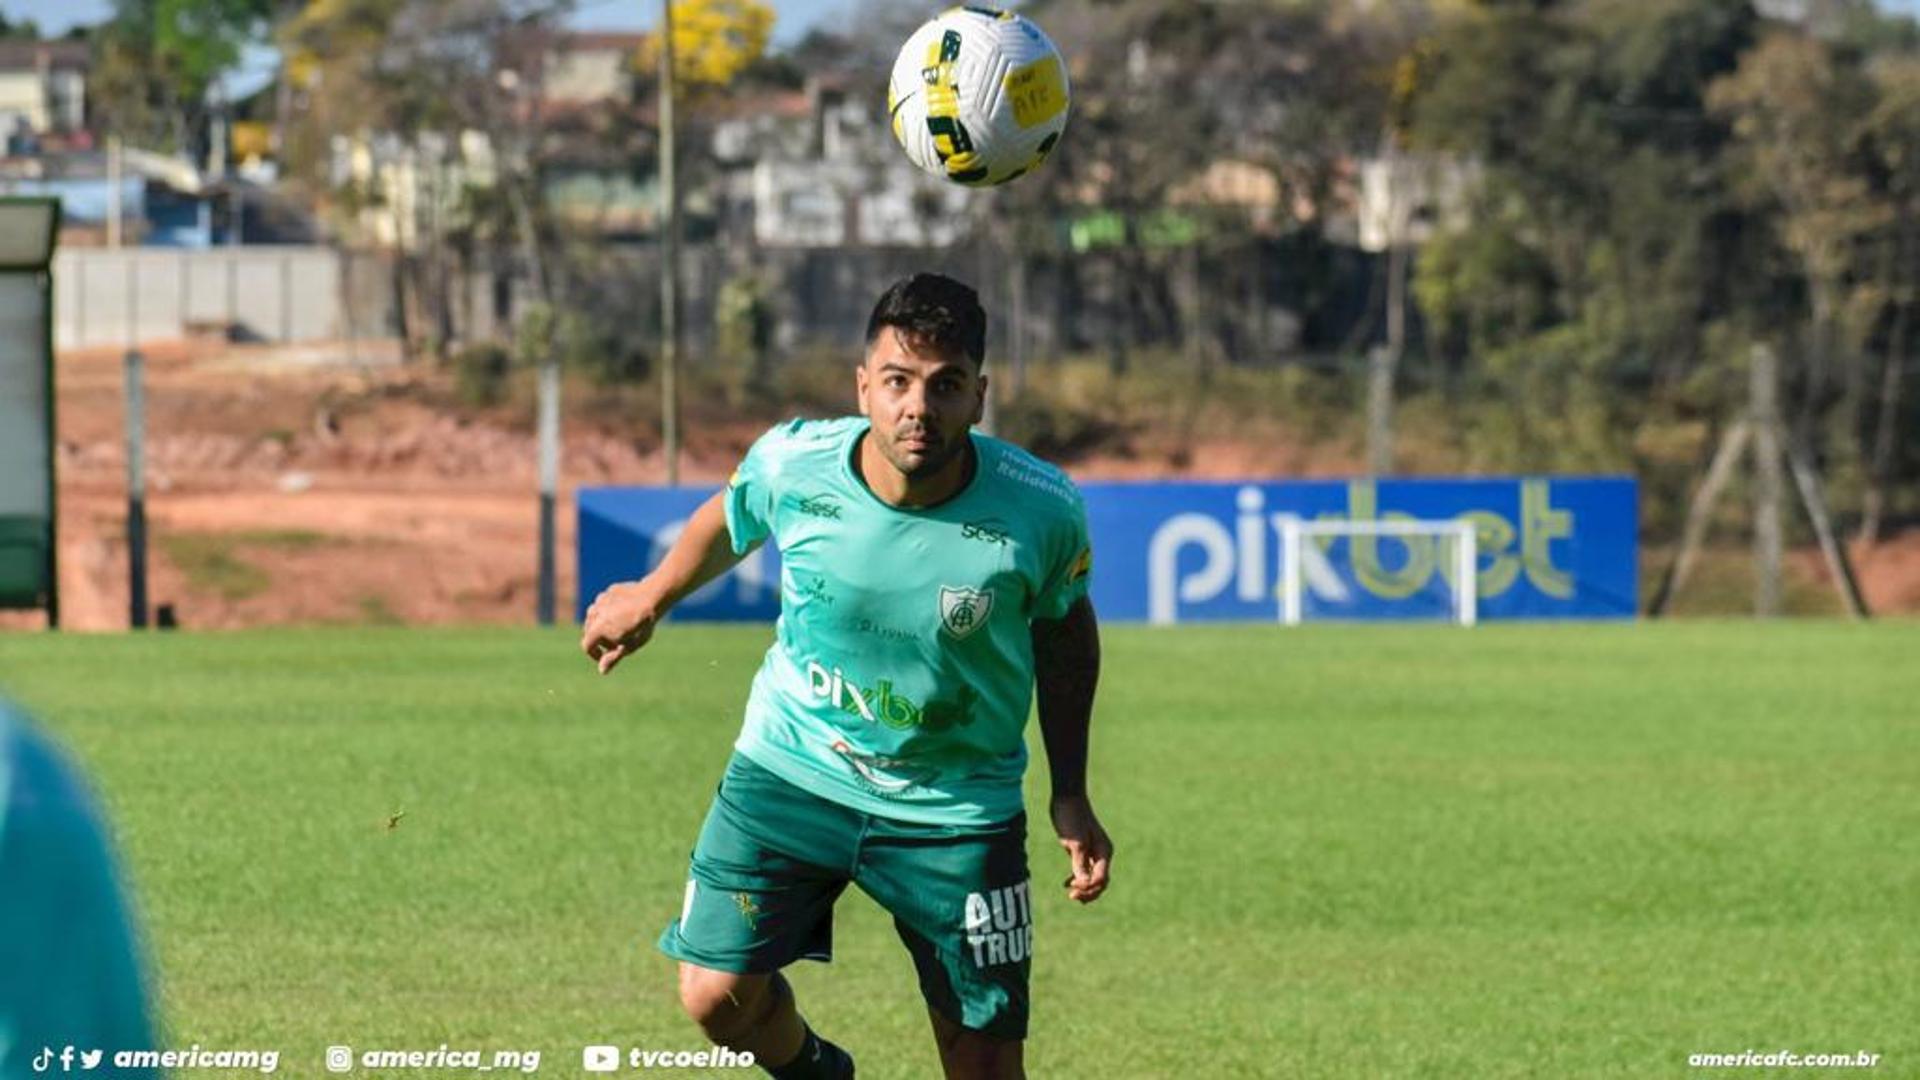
top-left (638, 0), bottom-right (775, 90)
top-left (1401, 0), bottom-right (1920, 525)
top-left (90, 0), bottom-right (275, 152)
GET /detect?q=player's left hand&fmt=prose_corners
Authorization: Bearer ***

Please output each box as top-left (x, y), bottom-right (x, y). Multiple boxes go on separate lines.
top-left (1049, 793), bottom-right (1112, 904)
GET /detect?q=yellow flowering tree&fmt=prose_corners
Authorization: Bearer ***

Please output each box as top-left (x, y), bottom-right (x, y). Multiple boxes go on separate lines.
top-left (638, 0), bottom-right (775, 89)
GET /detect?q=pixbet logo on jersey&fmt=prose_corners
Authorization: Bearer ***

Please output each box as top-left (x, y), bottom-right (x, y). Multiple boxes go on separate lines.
top-left (804, 660), bottom-right (978, 732)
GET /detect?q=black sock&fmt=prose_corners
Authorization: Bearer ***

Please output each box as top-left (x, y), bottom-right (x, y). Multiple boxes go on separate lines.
top-left (765, 1024), bottom-right (854, 1080)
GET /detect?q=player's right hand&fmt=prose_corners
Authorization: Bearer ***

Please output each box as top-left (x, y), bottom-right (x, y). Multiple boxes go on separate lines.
top-left (580, 582), bottom-right (661, 675)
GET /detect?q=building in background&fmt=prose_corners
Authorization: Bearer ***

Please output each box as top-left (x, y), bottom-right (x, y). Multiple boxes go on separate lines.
top-left (0, 40), bottom-right (88, 153)
top-left (535, 31), bottom-right (648, 105)
top-left (711, 76), bottom-right (972, 248)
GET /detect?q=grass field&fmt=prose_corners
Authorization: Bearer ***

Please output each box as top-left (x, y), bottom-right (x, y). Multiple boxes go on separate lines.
top-left (1, 623), bottom-right (1915, 1078)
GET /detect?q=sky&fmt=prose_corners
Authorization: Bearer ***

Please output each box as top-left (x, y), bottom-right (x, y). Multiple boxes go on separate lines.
top-left (4, 0), bottom-right (1918, 77)
top-left (0, 0), bottom-right (847, 99)
top-left (8, 0), bottom-right (1920, 40)
top-left (0, 0), bottom-right (846, 44)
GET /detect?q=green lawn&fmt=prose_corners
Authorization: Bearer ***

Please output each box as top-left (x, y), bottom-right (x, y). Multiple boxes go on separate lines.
top-left (1, 623), bottom-right (1914, 1078)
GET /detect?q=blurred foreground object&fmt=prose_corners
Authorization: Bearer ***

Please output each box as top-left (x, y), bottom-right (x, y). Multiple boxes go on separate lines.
top-left (0, 699), bottom-right (155, 1079)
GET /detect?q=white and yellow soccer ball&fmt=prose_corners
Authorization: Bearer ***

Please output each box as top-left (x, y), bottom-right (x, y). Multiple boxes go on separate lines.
top-left (887, 6), bottom-right (1070, 188)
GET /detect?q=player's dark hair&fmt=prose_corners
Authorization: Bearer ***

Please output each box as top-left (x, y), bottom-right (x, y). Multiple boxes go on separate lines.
top-left (865, 273), bottom-right (987, 368)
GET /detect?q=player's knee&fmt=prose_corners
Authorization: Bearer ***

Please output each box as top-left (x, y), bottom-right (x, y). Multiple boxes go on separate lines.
top-left (939, 1033), bottom-right (1024, 1080)
top-left (929, 1011), bottom-right (1023, 1080)
top-left (676, 965), bottom-right (770, 1038)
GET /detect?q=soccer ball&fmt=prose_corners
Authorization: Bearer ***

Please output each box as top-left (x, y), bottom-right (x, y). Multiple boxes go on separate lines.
top-left (887, 6), bottom-right (1071, 188)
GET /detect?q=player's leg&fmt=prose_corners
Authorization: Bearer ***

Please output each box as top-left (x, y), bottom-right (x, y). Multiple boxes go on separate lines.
top-left (854, 812), bottom-right (1032, 1080)
top-left (677, 965), bottom-right (853, 1077)
top-left (925, 1006), bottom-right (1024, 1079)
top-left (658, 754), bottom-right (861, 1078)
top-left (676, 966), bottom-right (796, 1059)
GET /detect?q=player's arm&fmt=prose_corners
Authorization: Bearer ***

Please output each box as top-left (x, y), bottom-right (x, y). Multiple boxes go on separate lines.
top-left (580, 491), bottom-right (747, 675)
top-left (1032, 596), bottom-right (1112, 904)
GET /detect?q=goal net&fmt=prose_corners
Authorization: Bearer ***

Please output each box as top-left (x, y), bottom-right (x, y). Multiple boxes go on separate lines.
top-left (1276, 518), bottom-right (1478, 626)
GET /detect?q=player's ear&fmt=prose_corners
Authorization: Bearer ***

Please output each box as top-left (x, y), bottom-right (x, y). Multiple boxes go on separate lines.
top-left (972, 371), bottom-right (988, 425)
top-left (855, 359), bottom-right (871, 417)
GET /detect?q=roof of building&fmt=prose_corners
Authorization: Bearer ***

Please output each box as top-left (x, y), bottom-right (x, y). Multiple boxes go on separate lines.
top-left (550, 31), bottom-right (648, 53)
top-left (0, 41), bottom-right (89, 73)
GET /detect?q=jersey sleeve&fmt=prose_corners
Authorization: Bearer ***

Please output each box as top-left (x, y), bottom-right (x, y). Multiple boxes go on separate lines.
top-left (722, 423), bottom-right (788, 555)
top-left (1032, 488), bottom-right (1092, 621)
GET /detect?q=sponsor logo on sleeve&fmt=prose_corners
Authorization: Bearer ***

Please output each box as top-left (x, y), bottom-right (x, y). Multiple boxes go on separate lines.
top-left (1067, 547), bottom-right (1092, 582)
top-left (795, 494), bottom-right (843, 520)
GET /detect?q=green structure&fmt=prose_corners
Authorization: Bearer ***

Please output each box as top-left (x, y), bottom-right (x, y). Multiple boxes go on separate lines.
top-left (0, 197), bottom-right (60, 626)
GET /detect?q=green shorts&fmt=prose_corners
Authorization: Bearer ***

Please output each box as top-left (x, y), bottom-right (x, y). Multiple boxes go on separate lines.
top-left (658, 752), bottom-right (1033, 1040)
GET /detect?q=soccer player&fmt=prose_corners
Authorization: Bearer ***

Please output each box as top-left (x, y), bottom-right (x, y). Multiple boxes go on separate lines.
top-left (580, 273), bottom-right (1110, 1080)
top-left (0, 698), bottom-right (157, 1080)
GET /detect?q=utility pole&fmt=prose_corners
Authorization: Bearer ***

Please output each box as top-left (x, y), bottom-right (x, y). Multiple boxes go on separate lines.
top-left (537, 355), bottom-right (559, 626)
top-left (496, 65), bottom-right (561, 627)
top-left (107, 135), bottom-right (123, 249)
top-left (1751, 344), bottom-right (1784, 617)
top-left (1367, 150), bottom-right (1408, 478)
top-left (125, 256), bottom-right (147, 629)
top-left (658, 0), bottom-right (682, 485)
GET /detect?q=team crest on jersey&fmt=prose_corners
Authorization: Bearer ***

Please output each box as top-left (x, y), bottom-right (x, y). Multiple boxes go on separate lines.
top-left (939, 586), bottom-right (993, 639)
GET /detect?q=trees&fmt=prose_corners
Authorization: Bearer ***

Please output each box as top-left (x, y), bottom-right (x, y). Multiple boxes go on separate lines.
top-left (1400, 0), bottom-right (1920, 548)
top-left (90, 0), bottom-right (276, 154)
top-left (1408, 0), bottom-right (1762, 476)
top-left (0, 13), bottom-right (45, 39)
top-left (637, 0), bottom-right (774, 91)
top-left (280, 0), bottom-right (579, 359)
top-left (1709, 30), bottom-right (1881, 450)
top-left (1854, 54), bottom-right (1920, 541)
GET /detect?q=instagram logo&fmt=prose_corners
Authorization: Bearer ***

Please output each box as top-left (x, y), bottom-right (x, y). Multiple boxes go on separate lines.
top-left (325, 1046), bottom-right (354, 1073)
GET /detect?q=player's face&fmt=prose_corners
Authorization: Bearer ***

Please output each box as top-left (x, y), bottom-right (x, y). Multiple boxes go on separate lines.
top-left (857, 327), bottom-right (987, 478)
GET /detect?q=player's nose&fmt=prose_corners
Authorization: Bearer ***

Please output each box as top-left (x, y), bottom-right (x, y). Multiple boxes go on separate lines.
top-left (900, 381), bottom-right (931, 420)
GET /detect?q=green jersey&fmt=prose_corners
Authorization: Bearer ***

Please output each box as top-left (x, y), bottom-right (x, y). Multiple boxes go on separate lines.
top-left (723, 417), bottom-right (1092, 826)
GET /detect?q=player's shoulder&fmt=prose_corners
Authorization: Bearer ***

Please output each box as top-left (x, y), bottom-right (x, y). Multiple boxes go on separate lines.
top-left (975, 433), bottom-right (1084, 515)
top-left (745, 416), bottom-right (862, 471)
top-left (754, 415), bottom-right (864, 450)
top-left (0, 699), bottom-right (104, 840)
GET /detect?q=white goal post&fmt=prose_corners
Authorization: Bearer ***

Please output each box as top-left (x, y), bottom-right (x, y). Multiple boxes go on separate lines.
top-left (1277, 518), bottom-right (1477, 627)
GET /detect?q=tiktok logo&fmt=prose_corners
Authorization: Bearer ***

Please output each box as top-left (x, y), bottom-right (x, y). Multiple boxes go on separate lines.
top-left (30, 1046), bottom-right (75, 1072)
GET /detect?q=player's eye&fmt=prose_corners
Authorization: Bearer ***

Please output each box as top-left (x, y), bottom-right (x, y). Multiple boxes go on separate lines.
top-left (885, 375), bottom-right (909, 389)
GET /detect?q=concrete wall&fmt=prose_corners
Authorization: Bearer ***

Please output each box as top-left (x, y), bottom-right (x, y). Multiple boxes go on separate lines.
top-left (53, 246), bottom-right (344, 349)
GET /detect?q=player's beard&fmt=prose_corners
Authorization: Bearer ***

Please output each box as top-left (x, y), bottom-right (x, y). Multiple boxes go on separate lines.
top-left (886, 422), bottom-right (964, 478)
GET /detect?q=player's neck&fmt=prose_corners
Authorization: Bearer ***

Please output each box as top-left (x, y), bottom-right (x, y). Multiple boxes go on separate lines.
top-left (859, 432), bottom-right (976, 508)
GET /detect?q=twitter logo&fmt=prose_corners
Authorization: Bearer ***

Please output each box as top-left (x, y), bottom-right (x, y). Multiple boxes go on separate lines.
top-left (80, 1050), bottom-right (104, 1070)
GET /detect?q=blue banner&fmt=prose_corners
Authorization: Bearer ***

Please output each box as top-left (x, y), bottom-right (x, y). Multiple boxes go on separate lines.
top-left (576, 477), bottom-right (1638, 623)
